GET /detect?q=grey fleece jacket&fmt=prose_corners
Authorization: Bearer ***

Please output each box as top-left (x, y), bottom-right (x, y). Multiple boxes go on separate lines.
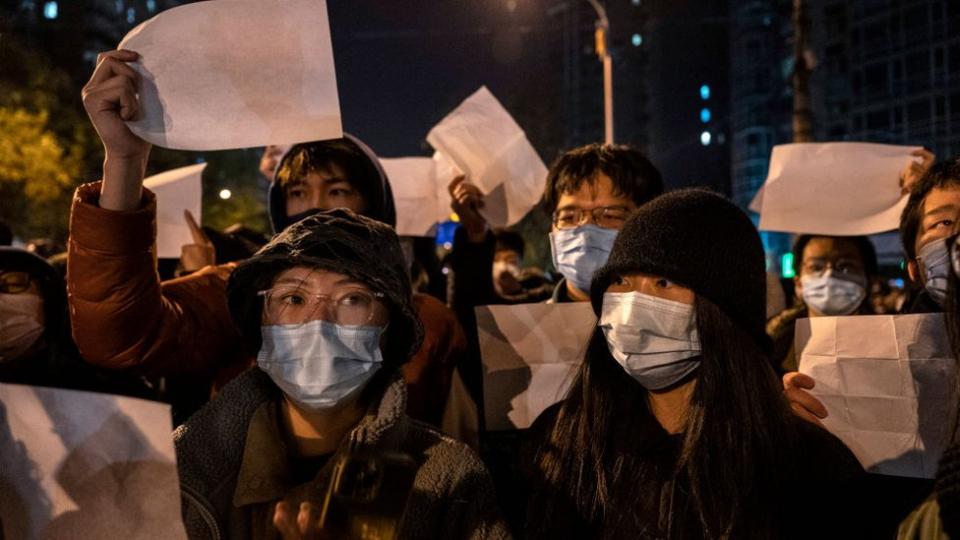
top-left (173, 368), bottom-right (511, 540)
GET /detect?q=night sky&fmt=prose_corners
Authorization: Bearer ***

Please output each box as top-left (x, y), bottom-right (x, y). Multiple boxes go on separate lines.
top-left (326, 0), bottom-right (555, 158)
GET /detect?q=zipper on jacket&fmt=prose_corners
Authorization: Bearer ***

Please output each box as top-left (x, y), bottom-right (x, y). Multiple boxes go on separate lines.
top-left (181, 483), bottom-right (223, 540)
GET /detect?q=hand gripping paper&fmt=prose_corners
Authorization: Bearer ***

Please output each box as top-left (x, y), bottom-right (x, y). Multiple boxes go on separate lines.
top-left (797, 314), bottom-right (957, 478)
top-left (119, 0), bottom-right (342, 150)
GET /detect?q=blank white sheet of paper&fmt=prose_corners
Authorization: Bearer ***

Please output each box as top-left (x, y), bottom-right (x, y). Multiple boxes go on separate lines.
top-left (119, 0), bottom-right (342, 150)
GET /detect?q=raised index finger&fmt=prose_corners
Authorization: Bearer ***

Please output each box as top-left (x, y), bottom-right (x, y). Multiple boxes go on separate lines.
top-left (184, 210), bottom-right (211, 245)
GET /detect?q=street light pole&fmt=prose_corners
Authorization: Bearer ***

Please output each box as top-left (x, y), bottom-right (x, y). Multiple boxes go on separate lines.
top-left (586, 0), bottom-right (613, 144)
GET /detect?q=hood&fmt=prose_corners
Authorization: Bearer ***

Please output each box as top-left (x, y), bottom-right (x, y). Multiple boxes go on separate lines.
top-left (227, 209), bottom-right (423, 369)
top-left (268, 133), bottom-right (396, 234)
top-left (0, 247), bottom-right (67, 342)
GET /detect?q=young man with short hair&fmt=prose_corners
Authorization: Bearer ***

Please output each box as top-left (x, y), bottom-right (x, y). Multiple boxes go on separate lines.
top-left (448, 142), bottom-right (663, 314)
top-left (899, 159), bottom-right (960, 313)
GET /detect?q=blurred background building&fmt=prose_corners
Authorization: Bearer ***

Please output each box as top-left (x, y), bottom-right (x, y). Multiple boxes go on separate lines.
top-left (1, 0), bottom-right (959, 276)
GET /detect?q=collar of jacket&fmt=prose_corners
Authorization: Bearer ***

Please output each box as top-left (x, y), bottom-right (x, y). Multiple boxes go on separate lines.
top-left (232, 375), bottom-right (409, 507)
top-left (175, 368), bottom-right (409, 528)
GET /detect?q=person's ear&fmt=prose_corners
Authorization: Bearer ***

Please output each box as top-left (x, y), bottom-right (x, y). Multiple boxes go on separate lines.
top-left (793, 274), bottom-right (803, 299)
top-left (907, 259), bottom-right (920, 284)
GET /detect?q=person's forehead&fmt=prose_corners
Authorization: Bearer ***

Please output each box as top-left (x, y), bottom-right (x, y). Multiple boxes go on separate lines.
top-left (271, 266), bottom-right (356, 287)
top-left (802, 237), bottom-right (862, 261)
top-left (556, 173), bottom-right (632, 208)
top-left (922, 185), bottom-right (960, 217)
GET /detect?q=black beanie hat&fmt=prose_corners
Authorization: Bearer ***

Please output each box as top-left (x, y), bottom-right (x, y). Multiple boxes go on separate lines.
top-left (590, 188), bottom-right (768, 348)
top-left (227, 209), bottom-right (423, 366)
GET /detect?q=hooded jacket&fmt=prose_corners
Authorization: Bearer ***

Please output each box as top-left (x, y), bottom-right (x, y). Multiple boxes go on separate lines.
top-left (267, 134), bottom-right (397, 233)
top-left (173, 211), bottom-right (507, 539)
top-left (67, 134), bottom-right (466, 426)
top-left (176, 368), bottom-right (509, 540)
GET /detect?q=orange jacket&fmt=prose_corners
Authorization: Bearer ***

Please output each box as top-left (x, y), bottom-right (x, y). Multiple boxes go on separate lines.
top-left (67, 182), bottom-right (466, 424)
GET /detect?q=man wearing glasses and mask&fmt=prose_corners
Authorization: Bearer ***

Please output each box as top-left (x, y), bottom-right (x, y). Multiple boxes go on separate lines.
top-left (448, 142), bottom-right (663, 310)
top-left (767, 235), bottom-right (878, 374)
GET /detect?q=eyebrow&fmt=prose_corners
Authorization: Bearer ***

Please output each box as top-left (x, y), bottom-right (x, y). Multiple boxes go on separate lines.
top-left (320, 176), bottom-right (351, 186)
top-left (273, 277), bottom-right (366, 288)
top-left (274, 277), bottom-right (312, 287)
top-left (555, 203), bottom-right (629, 211)
top-left (924, 204), bottom-right (959, 217)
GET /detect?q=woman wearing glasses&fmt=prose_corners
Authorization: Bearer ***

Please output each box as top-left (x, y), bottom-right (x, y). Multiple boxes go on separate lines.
top-left (175, 210), bottom-right (508, 540)
top-left (524, 190), bottom-right (867, 538)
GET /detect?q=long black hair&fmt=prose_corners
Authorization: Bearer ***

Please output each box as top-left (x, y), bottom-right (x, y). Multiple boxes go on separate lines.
top-left (528, 294), bottom-right (799, 539)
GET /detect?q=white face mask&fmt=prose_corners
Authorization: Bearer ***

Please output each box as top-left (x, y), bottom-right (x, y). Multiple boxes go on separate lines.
top-left (918, 238), bottom-right (950, 305)
top-left (550, 225), bottom-right (619, 293)
top-left (800, 271), bottom-right (867, 316)
top-left (257, 320), bottom-right (385, 411)
top-left (0, 292), bottom-right (45, 363)
top-left (599, 291), bottom-right (701, 391)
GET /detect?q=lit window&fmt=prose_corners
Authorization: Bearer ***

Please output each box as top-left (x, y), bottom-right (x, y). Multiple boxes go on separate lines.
top-left (146, 0), bottom-right (156, 12)
top-left (115, 0), bottom-right (123, 14)
top-left (700, 108), bottom-right (711, 123)
top-left (42, 0), bottom-right (57, 18)
top-left (631, 33), bottom-right (643, 47)
top-left (700, 84), bottom-right (710, 100)
top-left (700, 131), bottom-right (712, 146)
top-left (126, 6), bottom-right (135, 23)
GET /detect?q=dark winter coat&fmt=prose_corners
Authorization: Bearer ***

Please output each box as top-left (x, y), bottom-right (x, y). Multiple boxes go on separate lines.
top-left (175, 368), bottom-right (510, 540)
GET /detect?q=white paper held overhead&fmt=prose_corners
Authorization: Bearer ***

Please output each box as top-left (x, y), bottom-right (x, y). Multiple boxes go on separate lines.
top-left (0, 384), bottom-right (187, 539)
top-left (757, 143), bottom-right (921, 235)
top-left (119, 0), bottom-right (342, 151)
top-left (427, 87), bottom-right (546, 228)
top-left (144, 163), bottom-right (206, 259)
top-left (797, 314), bottom-right (957, 479)
top-left (382, 157), bottom-right (443, 237)
top-left (477, 302), bottom-right (596, 431)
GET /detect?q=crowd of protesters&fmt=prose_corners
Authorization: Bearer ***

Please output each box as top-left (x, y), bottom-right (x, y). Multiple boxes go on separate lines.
top-left (4, 42), bottom-right (960, 540)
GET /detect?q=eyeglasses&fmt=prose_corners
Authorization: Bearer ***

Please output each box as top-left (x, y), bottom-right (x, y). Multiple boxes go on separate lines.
top-left (0, 271), bottom-right (31, 294)
top-left (800, 258), bottom-right (866, 280)
top-left (258, 286), bottom-right (386, 327)
top-left (552, 206), bottom-right (631, 230)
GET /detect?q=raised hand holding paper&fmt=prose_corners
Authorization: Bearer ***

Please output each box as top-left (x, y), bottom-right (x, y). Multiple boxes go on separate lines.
top-left (118, 0), bottom-right (342, 151)
top-left (143, 163), bottom-right (205, 258)
top-left (756, 142), bottom-right (921, 235)
top-left (427, 87), bottom-right (546, 228)
top-left (381, 157), bottom-right (448, 237)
